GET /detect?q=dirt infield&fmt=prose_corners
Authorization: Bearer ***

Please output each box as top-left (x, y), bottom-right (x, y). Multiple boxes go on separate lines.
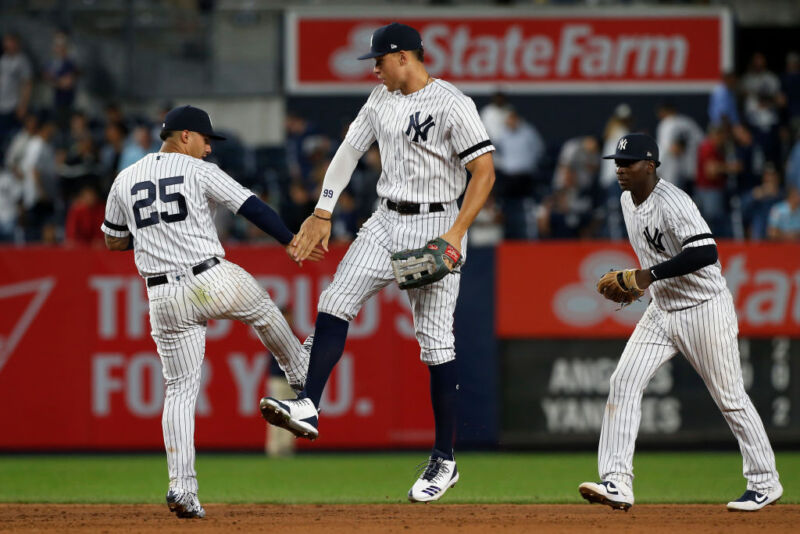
top-left (1, 503), bottom-right (798, 533)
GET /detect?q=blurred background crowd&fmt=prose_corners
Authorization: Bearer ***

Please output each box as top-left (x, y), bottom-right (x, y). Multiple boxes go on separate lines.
top-left (1, 5), bottom-right (799, 248)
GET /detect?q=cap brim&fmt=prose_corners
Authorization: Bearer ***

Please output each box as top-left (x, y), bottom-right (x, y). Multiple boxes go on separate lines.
top-left (357, 51), bottom-right (385, 60)
top-left (207, 133), bottom-right (226, 140)
top-left (601, 153), bottom-right (641, 160)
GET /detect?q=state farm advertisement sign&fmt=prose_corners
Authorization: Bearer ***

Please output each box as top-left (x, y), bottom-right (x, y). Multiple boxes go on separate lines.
top-left (286, 9), bottom-right (731, 93)
top-left (0, 247), bottom-right (431, 450)
top-left (497, 242), bottom-right (800, 338)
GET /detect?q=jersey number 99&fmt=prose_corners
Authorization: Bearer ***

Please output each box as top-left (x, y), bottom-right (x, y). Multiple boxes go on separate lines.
top-left (131, 176), bottom-right (188, 229)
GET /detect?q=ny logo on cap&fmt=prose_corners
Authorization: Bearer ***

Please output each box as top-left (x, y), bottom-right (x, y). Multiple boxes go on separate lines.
top-left (618, 138), bottom-right (628, 151)
top-left (390, 44), bottom-right (397, 49)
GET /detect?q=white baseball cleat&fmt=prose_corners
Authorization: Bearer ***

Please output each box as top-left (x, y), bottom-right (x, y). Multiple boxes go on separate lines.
top-left (166, 489), bottom-right (205, 519)
top-left (579, 480), bottom-right (634, 511)
top-left (727, 482), bottom-right (783, 512)
top-left (408, 451), bottom-right (459, 503)
top-left (259, 396), bottom-right (319, 440)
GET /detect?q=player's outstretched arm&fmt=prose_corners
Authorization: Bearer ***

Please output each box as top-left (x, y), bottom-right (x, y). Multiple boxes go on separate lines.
top-left (290, 141), bottom-right (363, 262)
top-left (439, 152), bottom-right (495, 266)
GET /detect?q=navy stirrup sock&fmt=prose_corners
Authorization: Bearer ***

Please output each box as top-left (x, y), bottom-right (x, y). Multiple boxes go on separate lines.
top-left (302, 312), bottom-right (349, 407)
top-left (429, 360), bottom-right (458, 460)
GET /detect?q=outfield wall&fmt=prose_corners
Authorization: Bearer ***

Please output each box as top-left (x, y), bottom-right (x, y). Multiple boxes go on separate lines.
top-left (0, 242), bottom-right (797, 451)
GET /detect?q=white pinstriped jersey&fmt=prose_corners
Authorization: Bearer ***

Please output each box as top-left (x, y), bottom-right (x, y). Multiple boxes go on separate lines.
top-left (621, 179), bottom-right (727, 311)
top-left (345, 79), bottom-right (494, 203)
top-left (101, 152), bottom-right (252, 277)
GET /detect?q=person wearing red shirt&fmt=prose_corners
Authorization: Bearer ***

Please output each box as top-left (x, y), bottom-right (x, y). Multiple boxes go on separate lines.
top-left (65, 184), bottom-right (105, 245)
top-left (695, 126), bottom-right (740, 236)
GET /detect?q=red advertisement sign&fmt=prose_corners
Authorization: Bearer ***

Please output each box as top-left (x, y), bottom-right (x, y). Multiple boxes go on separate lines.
top-left (497, 242), bottom-right (800, 338)
top-left (286, 9), bottom-right (731, 93)
top-left (0, 247), bottom-right (431, 450)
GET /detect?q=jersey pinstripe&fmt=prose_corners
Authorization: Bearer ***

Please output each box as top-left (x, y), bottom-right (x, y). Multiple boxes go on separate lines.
top-left (621, 179), bottom-right (727, 311)
top-left (345, 79), bottom-right (494, 203)
top-left (101, 152), bottom-right (251, 277)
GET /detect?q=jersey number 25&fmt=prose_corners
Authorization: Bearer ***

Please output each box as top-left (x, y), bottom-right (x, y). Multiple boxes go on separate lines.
top-left (131, 176), bottom-right (188, 229)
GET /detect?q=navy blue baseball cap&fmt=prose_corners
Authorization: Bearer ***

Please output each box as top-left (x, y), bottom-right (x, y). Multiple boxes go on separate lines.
top-left (357, 22), bottom-right (423, 60)
top-left (602, 133), bottom-right (660, 166)
top-left (161, 105), bottom-right (226, 140)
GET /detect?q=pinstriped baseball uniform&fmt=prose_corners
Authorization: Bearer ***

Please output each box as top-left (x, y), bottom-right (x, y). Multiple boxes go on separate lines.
top-left (319, 79), bottom-right (493, 364)
top-left (101, 152), bottom-right (309, 494)
top-left (598, 178), bottom-right (779, 492)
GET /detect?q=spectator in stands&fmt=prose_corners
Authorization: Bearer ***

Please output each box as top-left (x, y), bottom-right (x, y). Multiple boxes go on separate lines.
top-left (695, 125), bottom-right (740, 237)
top-left (4, 112), bottom-right (38, 179)
top-left (44, 32), bottom-right (79, 132)
top-left (553, 135), bottom-right (600, 193)
top-left (767, 186), bottom-right (800, 241)
top-left (480, 91), bottom-right (512, 143)
top-left (285, 110), bottom-right (318, 192)
top-left (118, 124), bottom-right (155, 170)
top-left (599, 104), bottom-right (632, 239)
top-left (19, 118), bottom-right (59, 243)
top-left (98, 121), bottom-right (126, 191)
top-left (59, 128), bottom-right (99, 201)
top-left (781, 52), bottom-right (800, 132)
top-left (64, 183), bottom-right (105, 246)
top-left (0, 32), bottom-right (33, 158)
top-left (656, 100), bottom-right (704, 189)
top-left (740, 163), bottom-right (783, 240)
top-left (786, 131), bottom-right (800, 192)
top-left (493, 109), bottom-right (545, 239)
top-left (709, 71), bottom-right (741, 127)
top-left (537, 173), bottom-right (595, 240)
top-left (741, 52), bottom-right (781, 118)
top-left (745, 90), bottom-right (782, 172)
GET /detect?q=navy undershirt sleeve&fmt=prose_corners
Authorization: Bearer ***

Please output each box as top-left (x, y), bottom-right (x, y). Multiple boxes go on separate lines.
top-left (237, 195), bottom-right (294, 245)
top-left (649, 244), bottom-right (718, 281)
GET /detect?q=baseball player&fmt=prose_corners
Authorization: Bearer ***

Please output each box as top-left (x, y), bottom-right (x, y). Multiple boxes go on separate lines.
top-left (101, 105), bottom-right (321, 519)
top-left (259, 22), bottom-right (495, 502)
top-left (579, 133), bottom-right (781, 512)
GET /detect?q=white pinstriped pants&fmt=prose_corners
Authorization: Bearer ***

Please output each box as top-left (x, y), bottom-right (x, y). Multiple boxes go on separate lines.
top-left (599, 290), bottom-right (780, 492)
top-left (319, 202), bottom-right (465, 365)
top-left (147, 258), bottom-right (308, 494)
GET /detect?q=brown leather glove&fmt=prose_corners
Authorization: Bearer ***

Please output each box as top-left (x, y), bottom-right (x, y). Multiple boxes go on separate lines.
top-left (597, 269), bottom-right (644, 306)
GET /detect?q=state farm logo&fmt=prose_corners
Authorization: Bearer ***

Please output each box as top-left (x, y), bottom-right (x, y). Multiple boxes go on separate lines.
top-left (553, 251), bottom-right (646, 327)
top-left (326, 21), bottom-right (696, 82)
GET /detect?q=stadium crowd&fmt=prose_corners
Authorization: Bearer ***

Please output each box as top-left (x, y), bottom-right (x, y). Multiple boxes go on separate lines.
top-left (1, 29), bottom-right (799, 247)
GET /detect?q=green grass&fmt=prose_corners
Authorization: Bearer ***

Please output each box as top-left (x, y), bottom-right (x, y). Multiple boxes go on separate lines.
top-left (0, 452), bottom-right (797, 504)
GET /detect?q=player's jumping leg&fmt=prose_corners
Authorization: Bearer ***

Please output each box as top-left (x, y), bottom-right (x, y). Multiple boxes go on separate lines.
top-left (260, 217), bottom-right (394, 439)
top-left (581, 304), bottom-right (676, 511)
top-left (671, 293), bottom-right (781, 511)
top-left (203, 260), bottom-right (310, 390)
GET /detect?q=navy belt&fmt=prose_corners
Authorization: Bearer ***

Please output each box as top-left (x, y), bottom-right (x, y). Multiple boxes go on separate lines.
top-left (147, 257), bottom-right (220, 288)
top-left (386, 200), bottom-right (444, 215)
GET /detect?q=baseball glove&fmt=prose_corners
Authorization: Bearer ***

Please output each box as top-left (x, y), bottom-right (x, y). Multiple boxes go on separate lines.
top-left (391, 237), bottom-right (462, 290)
top-left (597, 269), bottom-right (644, 306)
